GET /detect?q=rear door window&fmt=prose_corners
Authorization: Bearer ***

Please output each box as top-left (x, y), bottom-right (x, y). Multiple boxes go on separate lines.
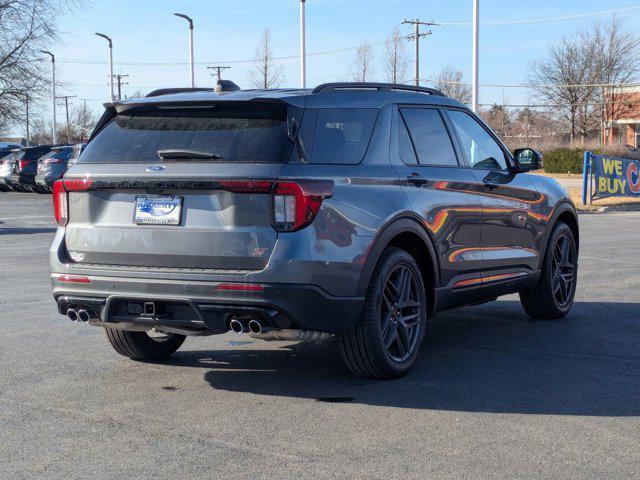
top-left (80, 103), bottom-right (293, 164)
top-left (400, 108), bottom-right (458, 166)
top-left (308, 108), bottom-right (378, 164)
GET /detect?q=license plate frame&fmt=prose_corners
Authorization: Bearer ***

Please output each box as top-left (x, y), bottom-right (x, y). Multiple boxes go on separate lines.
top-left (134, 195), bottom-right (183, 226)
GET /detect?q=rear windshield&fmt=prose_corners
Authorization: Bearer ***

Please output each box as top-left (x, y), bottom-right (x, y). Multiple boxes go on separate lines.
top-left (80, 103), bottom-right (293, 164)
top-left (49, 148), bottom-right (73, 161)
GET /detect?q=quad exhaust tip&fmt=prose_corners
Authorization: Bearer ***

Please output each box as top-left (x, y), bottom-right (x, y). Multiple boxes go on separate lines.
top-left (67, 307), bottom-right (92, 323)
top-left (229, 318), bottom-right (246, 334)
top-left (248, 319), bottom-right (263, 335)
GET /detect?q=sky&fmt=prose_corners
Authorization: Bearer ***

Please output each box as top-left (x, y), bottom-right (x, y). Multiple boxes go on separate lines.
top-left (17, 0), bottom-right (640, 135)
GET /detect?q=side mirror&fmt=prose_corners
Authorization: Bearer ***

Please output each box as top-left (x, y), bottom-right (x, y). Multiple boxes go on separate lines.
top-left (513, 148), bottom-right (543, 173)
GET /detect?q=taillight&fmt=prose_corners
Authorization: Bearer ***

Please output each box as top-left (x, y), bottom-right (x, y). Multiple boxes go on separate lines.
top-left (272, 180), bottom-right (334, 232)
top-left (52, 178), bottom-right (93, 227)
top-left (45, 157), bottom-right (64, 164)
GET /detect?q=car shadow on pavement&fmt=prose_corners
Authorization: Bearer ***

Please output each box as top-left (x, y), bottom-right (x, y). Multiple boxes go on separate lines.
top-left (169, 300), bottom-right (640, 416)
top-left (0, 227), bottom-right (57, 235)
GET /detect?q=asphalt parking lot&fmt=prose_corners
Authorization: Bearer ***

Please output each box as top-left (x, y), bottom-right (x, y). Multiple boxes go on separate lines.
top-left (1, 192), bottom-right (639, 480)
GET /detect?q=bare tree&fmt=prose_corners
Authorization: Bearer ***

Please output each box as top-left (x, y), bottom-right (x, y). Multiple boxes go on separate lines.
top-left (250, 29), bottom-right (283, 89)
top-left (531, 29), bottom-right (600, 145)
top-left (351, 40), bottom-right (374, 82)
top-left (434, 65), bottom-right (472, 105)
top-left (384, 28), bottom-right (408, 84)
top-left (591, 18), bottom-right (640, 145)
top-left (0, 1), bottom-right (80, 126)
top-left (31, 103), bottom-right (96, 144)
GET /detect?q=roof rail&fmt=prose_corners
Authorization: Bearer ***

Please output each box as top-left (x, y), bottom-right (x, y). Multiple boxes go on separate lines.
top-left (312, 82), bottom-right (445, 96)
top-left (145, 87), bottom-right (216, 98)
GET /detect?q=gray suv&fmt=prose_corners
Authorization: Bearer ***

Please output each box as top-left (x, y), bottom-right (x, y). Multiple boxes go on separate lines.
top-left (50, 83), bottom-right (579, 378)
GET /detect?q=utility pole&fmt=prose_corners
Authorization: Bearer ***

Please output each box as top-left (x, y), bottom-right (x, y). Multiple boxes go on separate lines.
top-left (207, 66), bottom-right (231, 82)
top-left (25, 94), bottom-right (29, 146)
top-left (40, 51), bottom-right (57, 143)
top-left (402, 19), bottom-right (437, 87)
top-left (300, 0), bottom-right (306, 88)
top-left (112, 74), bottom-right (129, 100)
top-left (56, 95), bottom-right (77, 125)
top-left (472, 0), bottom-right (479, 113)
top-left (56, 95), bottom-right (77, 144)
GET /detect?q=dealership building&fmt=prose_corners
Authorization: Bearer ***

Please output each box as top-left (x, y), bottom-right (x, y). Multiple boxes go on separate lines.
top-left (603, 85), bottom-right (640, 147)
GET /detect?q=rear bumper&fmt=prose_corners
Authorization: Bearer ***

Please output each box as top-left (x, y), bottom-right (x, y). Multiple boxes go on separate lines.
top-left (35, 174), bottom-right (57, 188)
top-left (10, 173), bottom-right (35, 188)
top-left (52, 274), bottom-right (364, 335)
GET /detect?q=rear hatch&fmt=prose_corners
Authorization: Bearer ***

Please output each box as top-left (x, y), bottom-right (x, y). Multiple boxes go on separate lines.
top-left (38, 146), bottom-right (73, 176)
top-left (63, 101), bottom-right (296, 271)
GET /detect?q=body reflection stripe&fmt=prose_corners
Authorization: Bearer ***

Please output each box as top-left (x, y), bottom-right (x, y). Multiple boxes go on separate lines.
top-left (453, 271), bottom-right (528, 289)
top-left (448, 246), bottom-right (538, 263)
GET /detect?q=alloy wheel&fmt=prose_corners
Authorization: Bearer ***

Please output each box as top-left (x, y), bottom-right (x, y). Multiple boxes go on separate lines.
top-left (551, 233), bottom-right (576, 308)
top-left (380, 265), bottom-right (422, 362)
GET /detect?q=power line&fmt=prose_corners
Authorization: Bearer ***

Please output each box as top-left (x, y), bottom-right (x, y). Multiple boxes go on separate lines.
top-left (439, 5), bottom-right (640, 27)
top-left (423, 78), bottom-right (640, 89)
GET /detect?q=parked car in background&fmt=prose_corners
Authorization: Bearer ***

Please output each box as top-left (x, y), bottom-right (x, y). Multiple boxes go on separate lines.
top-left (35, 145), bottom-right (83, 193)
top-left (0, 149), bottom-right (21, 191)
top-left (9, 145), bottom-right (53, 192)
top-left (0, 142), bottom-right (22, 159)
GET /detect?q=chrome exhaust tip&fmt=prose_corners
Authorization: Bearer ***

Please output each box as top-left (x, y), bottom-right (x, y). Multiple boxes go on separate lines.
top-left (248, 319), bottom-right (263, 335)
top-left (77, 309), bottom-right (91, 323)
top-left (67, 309), bottom-right (78, 322)
top-left (229, 318), bottom-right (245, 334)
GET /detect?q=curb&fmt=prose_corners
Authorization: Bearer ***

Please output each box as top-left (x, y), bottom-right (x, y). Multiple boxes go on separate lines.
top-left (577, 204), bottom-right (640, 214)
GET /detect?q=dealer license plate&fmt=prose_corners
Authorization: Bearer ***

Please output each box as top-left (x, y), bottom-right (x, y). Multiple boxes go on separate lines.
top-left (134, 196), bottom-right (182, 225)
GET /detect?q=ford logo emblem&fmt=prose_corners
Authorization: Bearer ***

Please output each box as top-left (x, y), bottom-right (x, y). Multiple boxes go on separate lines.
top-left (146, 165), bottom-right (166, 173)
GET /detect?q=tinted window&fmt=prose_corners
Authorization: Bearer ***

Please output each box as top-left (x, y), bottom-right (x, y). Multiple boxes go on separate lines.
top-left (50, 148), bottom-right (73, 161)
top-left (309, 109), bottom-right (378, 164)
top-left (80, 103), bottom-right (293, 164)
top-left (400, 109), bottom-right (457, 166)
top-left (447, 110), bottom-right (508, 170)
top-left (398, 115), bottom-right (418, 164)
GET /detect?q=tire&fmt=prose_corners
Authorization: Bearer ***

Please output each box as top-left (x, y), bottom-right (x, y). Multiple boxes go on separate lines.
top-left (339, 247), bottom-right (428, 379)
top-left (520, 222), bottom-right (578, 319)
top-left (104, 328), bottom-right (186, 360)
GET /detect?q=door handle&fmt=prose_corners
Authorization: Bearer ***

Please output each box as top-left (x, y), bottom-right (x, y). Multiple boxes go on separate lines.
top-left (483, 180), bottom-right (499, 191)
top-left (407, 174), bottom-right (429, 186)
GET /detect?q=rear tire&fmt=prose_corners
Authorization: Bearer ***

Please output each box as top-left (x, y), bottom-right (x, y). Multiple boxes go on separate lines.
top-left (339, 247), bottom-right (428, 379)
top-left (104, 328), bottom-right (186, 360)
top-left (520, 222), bottom-right (578, 319)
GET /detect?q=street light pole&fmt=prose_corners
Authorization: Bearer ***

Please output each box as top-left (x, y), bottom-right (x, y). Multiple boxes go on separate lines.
top-left (300, 0), bottom-right (306, 88)
top-left (40, 50), bottom-right (57, 144)
top-left (95, 33), bottom-right (114, 101)
top-left (174, 13), bottom-right (195, 88)
top-left (472, 0), bottom-right (479, 113)
top-left (25, 94), bottom-right (29, 146)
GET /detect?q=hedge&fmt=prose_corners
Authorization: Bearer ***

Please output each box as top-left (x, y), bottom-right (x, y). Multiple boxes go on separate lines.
top-left (542, 148), bottom-right (584, 174)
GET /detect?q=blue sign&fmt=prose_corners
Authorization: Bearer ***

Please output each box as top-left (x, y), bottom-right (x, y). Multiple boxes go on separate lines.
top-left (583, 152), bottom-right (640, 204)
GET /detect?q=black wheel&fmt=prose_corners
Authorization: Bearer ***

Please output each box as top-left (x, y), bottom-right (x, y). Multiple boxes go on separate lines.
top-left (520, 222), bottom-right (578, 319)
top-left (104, 328), bottom-right (186, 360)
top-left (339, 247), bottom-right (427, 379)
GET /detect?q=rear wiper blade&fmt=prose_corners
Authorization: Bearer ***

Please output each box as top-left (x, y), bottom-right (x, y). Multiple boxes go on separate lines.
top-left (157, 149), bottom-right (224, 160)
